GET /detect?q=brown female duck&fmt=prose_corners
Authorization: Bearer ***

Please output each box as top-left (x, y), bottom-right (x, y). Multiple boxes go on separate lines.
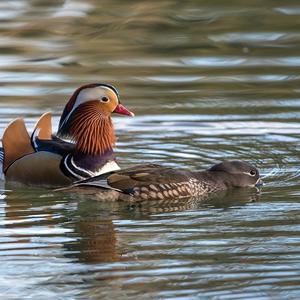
top-left (64, 160), bottom-right (262, 201)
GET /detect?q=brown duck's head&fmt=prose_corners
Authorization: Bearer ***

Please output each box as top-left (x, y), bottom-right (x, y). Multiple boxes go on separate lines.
top-left (209, 160), bottom-right (262, 187)
top-left (57, 83), bottom-right (134, 155)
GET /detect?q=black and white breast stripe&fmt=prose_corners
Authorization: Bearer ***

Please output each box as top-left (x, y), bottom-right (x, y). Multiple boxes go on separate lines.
top-left (61, 154), bottom-right (121, 180)
top-left (62, 154), bottom-right (94, 180)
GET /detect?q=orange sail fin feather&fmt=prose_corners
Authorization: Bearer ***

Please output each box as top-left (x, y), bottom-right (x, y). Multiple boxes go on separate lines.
top-left (32, 112), bottom-right (52, 140)
top-left (2, 118), bottom-right (34, 171)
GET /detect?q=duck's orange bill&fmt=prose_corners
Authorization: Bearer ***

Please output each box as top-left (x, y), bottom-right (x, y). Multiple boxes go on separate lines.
top-left (113, 104), bottom-right (134, 117)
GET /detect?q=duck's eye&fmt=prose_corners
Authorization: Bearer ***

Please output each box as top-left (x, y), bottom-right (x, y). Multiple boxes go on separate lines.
top-left (249, 170), bottom-right (256, 176)
top-left (101, 96), bottom-right (109, 103)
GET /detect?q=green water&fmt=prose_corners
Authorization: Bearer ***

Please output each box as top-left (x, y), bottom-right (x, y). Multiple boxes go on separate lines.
top-left (1, 1), bottom-right (300, 299)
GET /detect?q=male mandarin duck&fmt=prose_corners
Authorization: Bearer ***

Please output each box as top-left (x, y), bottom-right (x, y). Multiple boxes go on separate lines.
top-left (0, 83), bottom-right (134, 187)
top-left (60, 160), bottom-right (262, 201)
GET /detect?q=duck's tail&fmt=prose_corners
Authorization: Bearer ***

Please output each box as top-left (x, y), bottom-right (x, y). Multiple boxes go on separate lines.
top-left (0, 147), bottom-right (4, 180)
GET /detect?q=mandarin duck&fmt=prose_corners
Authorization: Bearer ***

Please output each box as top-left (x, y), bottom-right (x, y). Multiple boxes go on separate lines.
top-left (0, 83), bottom-right (134, 187)
top-left (59, 160), bottom-right (262, 201)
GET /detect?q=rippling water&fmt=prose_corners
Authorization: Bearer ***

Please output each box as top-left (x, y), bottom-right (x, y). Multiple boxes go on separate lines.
top-left (1, 1), bottom-right (300, 299)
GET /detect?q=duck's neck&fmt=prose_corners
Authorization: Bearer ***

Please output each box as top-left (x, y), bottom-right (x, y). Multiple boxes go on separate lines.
top-left (69, 102), bottom-right (116, 156)
top-left (59, 101), bottom-right (120, 175)
top-left (72, 148), bottom-right (117, 173)
top-left (71, 113), bottom-right (118, 174)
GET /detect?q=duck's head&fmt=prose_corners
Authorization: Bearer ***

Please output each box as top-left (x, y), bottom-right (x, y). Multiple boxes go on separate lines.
top-left (57, 83), bottom-right (134, 155)
top-left (209, 160), bottom-right (262, 187)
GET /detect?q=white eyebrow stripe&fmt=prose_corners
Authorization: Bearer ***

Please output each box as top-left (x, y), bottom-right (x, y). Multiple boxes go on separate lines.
top-left (74, 86), bottom-right (117, 110)
top-left (100, 86), bottom-right (116, 93)
top-left (76, 87), bottom-right (103, 107)
top-left (59, 86), bottom-right (116, 129)
top-left (242, 171), bottom-right (255, 176)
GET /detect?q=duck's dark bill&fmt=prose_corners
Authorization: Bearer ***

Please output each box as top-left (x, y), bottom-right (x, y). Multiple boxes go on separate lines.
top-left (113, 104), bottom-right (134, 117)
top-left (255, 179), bottom-right (263, 187)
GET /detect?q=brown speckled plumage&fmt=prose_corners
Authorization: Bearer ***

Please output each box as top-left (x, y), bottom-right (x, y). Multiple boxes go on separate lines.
top-left (65, 161), bottom-right (261, 202)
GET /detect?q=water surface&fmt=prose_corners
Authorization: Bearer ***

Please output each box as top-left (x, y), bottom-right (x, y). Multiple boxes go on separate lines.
top-left (1, 1), bottom-right (300, 299)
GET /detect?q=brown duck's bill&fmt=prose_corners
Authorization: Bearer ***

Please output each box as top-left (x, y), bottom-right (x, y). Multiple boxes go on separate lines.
top-left (255, 178), bottom-right (263, 187)
top-left (113, 104), bottom-right (134, 117)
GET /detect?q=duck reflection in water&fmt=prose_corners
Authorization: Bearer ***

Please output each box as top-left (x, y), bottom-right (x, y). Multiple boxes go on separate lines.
top-left (62, 187), bottom-right (261, 263)
top-left (2, 183), bottom-right (261, 264)
top-left (62, 185), bottom-right (261, 214)
top-left (64, 216), bottom-right (120, 263)
top-left (2, 188), bottom-right (124, 264)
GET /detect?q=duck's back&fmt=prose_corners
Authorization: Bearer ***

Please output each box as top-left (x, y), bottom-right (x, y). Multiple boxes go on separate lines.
top-left (74, 164), bottom-right (221, 200)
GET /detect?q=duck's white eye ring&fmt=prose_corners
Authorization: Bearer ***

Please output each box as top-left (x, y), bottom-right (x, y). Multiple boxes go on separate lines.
top-left (249, 170), bottom-right (256, 176)
top-left (101, 96), bottom-right (109, 103)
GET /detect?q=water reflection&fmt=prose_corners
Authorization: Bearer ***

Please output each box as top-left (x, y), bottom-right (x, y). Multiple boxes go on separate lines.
top-left (65, 217), bottom-right (120, 263)
top-left (125, 187), bottom-right (261, 213)
top-left (2, 186), bottom-right (261, 264)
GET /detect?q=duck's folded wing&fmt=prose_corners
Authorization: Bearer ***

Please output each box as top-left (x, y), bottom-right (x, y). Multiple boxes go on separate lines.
top-left (71, 164), bottom-right (191, 194)
top-left (34, 136), bottom-right (75, 156)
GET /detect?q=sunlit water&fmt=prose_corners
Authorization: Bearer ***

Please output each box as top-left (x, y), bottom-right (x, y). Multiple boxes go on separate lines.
top-left (1, 1), bottom-right (300, 299)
